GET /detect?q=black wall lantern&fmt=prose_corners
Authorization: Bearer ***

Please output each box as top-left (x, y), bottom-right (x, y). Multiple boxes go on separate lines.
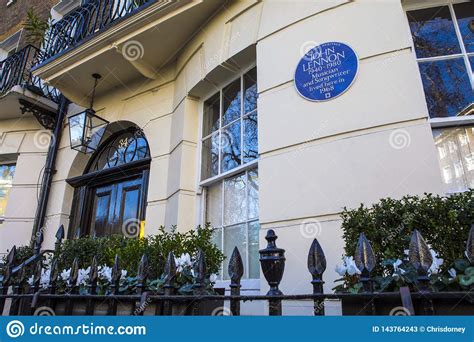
top-left (68, 74), bottom-right (108, 153)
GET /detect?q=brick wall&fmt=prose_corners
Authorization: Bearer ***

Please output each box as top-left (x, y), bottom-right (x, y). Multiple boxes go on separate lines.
top-left (0, 0), bottom-right (57, 48)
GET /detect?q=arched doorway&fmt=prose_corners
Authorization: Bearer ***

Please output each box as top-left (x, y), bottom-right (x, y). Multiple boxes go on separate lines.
top-left (67, 126), bottom-right (150, 238)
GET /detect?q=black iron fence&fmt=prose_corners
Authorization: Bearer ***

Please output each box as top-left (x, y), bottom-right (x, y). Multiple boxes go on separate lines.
top-left (40, 0), bottom-right (155, 61)
top-left (1, 225), bottom-right (473, 316)
top-left (0, 45), bottom-right (60, 103)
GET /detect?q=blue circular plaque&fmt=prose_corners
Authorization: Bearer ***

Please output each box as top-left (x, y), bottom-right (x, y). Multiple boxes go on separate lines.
top-left (294, 42), bottom-right (359, 101)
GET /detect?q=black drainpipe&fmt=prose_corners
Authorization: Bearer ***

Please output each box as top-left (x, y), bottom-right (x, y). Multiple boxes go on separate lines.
top-left (30, 95), bottom-right (70, 247)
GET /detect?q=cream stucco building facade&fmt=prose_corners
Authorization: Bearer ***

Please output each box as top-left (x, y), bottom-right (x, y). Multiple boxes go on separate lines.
top-left (0, 0), bottom-right (472, 315)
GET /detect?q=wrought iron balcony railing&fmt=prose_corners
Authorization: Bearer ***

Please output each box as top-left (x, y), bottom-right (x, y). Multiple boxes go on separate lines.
top-left (0, 45), bottom-right (60, 103)
top-left (41, 0), bottom-right (155, 62)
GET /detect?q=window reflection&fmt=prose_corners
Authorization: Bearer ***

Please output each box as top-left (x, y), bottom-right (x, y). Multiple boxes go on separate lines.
top-left (201, 68), bottom-right (258, 180)
top-left (244, 68), bottom-right (257, 113)
top-left (248, 168), bottom-right (259, 219)
top-left (88, 129), bottom-right (150, 172)
top-left (222, 79), bottom-right (241, 126)
top-left (224, 173), bottom-right (247, 226)
top-left (203, 68), bottom-right (259, 280)
top-left (418, 58), bottom-right (472, 118)
top-left (201, 133), bottom-right (219, 179)
top-left (0, 164), bottom-right (15, 218)
top-left (206, 182), bottom-right (222, 227)
top-left (203, 93), bottom-right (220, 137)
top-left (408, 6), bottom-right (461, 58)
top-left (206, 169), bottom-right (259, 280)
top-left (223, 223), bottom-right (248, 280)
top-left (433, 126), bottom-right (474, 192)
top-left (243, 111), bottom-right (258, 163)
top-left (220, 121), bottom-right (241, 173)
top-left (454, 2), bottom-right (474, 53)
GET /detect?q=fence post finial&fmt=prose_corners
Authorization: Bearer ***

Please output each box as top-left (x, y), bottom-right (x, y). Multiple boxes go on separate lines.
top-left (260, 229), bottom-right (285, 316)
top-left (260, 229), bottom-right (285, 295)
top-left (34, 229), bottom-right (44, 255)
top-left (89, 256), bottom-right (98, 288)
top-left (32, 260), bottom-right (43, 291)
top-left (409, 229), bottom-right (432, 288)
top-left (162, 252), bottom-right (176, 315)
top-left (68, 257), bottom-right (79, 288)
top-left (164, 252), bottom-right (176, 286)
top-left (354, 233), bottom-right (375, 292)
top-left (229, 247), bottom-right (244, 284)
top-left (308, 239), bottom-right (326, 315)
top-left (228, 247), bottom-right (244, 316)
top-left (193, 249), bottom-right (206, 287)
top-left (54, 225), bottom-right (65, 254)
top-left (49, 258), bottom-right (59, 290)
top-left (112, 255), bottom-right (121, 286)
top-left (138, 254), bottom-right (148, 283)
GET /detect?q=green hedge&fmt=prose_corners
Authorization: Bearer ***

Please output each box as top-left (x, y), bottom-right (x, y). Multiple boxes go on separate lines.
top-left (340, 190), bottom-right (474, 275)
top-left (56, 225), bottom-right (224, 278)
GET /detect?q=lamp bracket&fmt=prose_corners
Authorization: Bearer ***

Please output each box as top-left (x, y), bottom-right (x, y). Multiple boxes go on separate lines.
top-left (19, 99), bottom-right (56, 130)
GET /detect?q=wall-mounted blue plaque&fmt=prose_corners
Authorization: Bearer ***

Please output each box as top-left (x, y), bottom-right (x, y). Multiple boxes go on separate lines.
top-left (294, 42), bottom-right (359, 102)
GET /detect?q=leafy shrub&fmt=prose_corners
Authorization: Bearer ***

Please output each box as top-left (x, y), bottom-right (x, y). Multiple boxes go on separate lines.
top-left (56, 225), bottom-right (224, 278)
top-left (335, 191), bottom-right (474, 293)
top-left (340, 191), bottom-right (474, 275)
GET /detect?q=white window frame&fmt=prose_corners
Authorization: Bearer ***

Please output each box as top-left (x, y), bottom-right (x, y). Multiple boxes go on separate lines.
top-left (206, 169), bottom-right (260, 287)
top-left (0, 161), bottom-right (16, 223)
top-left (0, 30), bottom-right (21, 61)
top-left (403, 0), bottom-right (474, 129)
top-left (197, 64), bottom-right (260, 291)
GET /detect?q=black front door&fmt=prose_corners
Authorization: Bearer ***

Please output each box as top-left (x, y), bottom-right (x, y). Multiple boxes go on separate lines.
top-left (90, 175), bottom-right (145, 237)
top-left (67, 128), bottom-right (151, 238)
